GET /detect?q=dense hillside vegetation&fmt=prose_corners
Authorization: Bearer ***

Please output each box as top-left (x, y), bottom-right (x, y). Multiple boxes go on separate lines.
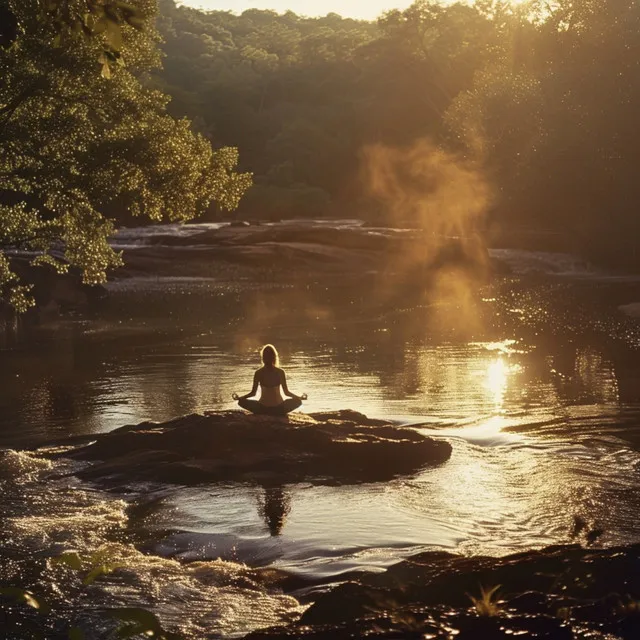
top-left (156, 0), bottom-right (640, 266)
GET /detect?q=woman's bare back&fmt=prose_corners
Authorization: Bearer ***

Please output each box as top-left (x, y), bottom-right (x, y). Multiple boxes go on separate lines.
top-left (257, 366), bottom-right (283, 388)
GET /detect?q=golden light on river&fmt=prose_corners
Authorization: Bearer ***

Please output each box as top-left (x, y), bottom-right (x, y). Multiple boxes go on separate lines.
top-left (486, 358), bottom-right (509, 408)
top-left (486, 357), bottom-right (523, 412)
top-left (481, 340), bottom-right (523, 414)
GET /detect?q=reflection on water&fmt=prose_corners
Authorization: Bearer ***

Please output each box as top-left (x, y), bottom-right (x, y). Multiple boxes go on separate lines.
top-left (1, 278), bottom-right (640, 580)
top-left (259, 486), bottom-right (291, 537)
top-left (485, 356), bottom-right (520, 410)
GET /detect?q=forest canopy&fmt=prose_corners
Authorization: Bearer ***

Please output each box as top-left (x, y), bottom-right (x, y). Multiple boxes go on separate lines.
top-left (156, 0), bottom-right (640, 267)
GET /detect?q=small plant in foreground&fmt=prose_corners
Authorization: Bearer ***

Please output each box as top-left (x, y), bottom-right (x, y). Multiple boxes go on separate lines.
top-left (108, 608), bottom-right (184, 639)
top-left (468, 584), bottom-right (502, 617)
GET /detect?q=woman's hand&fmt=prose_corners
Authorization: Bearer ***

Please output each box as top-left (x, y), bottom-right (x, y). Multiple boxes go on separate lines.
top-left (232, 393), bottom-right (239, 401)
top-left (301, 393), bottom-right (308, 401)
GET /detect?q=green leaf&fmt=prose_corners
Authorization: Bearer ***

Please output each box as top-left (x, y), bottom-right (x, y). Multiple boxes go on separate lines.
top-left (114, 2), bottom-right (140, 18)
top-left (0, 587), bottom-right (50, 613)
top-left (98, 52), bottom-right (112, 79)
top-left (110, 608), bottom-right (166, 638)
top-left (30, 254), bottom-right (70, 274)
top-left (68, 627), bottom-right (85, 640)
top-left (127, 16), bottom-right (145, 30)
top-left (83, 562), bottom-right (122, 585)
top-left (92, 17), bottom-right (108, 35)
top-left (105, 19), bottom-right (123, 52)
top-left (51, 551), bottom-right (83, 571)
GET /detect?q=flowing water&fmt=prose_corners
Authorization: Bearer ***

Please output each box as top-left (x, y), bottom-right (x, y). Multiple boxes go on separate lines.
top-left (2, 224), bottom-right (640, 637)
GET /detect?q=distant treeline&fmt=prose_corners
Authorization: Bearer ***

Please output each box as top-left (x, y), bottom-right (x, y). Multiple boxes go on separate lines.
top-left (156, 0), bottom-right (640, 266)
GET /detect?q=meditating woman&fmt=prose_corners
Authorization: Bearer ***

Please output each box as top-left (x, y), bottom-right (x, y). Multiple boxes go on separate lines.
top-left (233, 344), bottom-right (307, 416)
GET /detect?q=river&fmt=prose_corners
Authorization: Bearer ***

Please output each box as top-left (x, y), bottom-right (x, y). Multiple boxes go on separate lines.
top-left (2, 222), bottom-right (640, 637)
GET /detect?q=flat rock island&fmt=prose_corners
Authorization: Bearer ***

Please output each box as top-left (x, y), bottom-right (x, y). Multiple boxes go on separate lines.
top-left (63, 410), bottom-right (452, 486)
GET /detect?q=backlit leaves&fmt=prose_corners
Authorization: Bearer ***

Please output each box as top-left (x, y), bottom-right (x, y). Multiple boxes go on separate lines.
top-left (445, 0), bottom-right (640, 248)
top-left (38, 0), bottom-right (151, 75)
top-left (0, 0), bottom-right (251, 311)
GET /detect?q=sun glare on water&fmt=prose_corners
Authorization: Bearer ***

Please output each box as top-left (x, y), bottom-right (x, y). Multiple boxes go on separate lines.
top-left (472, 340), bottom-right (524, 413)
top-left (486, 358), bottom-right (517, 410)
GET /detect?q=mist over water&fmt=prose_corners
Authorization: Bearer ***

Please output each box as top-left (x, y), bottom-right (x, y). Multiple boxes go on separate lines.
top-left (3, 236), bottom-right (640, 636)
top-left (362, 139), bottom-right (492, 336)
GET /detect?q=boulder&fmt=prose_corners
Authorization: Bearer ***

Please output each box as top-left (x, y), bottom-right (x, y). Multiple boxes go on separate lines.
top-left (63, 410), bottom-right (451, 486)
top-left (246, 543), bottom-right (640, 639)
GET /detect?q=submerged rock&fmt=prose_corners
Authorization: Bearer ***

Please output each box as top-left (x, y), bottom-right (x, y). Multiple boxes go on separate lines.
top-left (64, 410), bottom-right (451, 486)
top-left (247, 543), bottom-right (640, 639)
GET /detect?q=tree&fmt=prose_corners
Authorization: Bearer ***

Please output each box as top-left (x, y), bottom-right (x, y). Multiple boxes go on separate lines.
top-left (447, 0), bottom-right (640, 263)
top-left (1, 0), bottom-right (149, 77)
top-left (0, 0), bottom-right (251, 311)
top-left (150, 0), bottom-right (640, 267)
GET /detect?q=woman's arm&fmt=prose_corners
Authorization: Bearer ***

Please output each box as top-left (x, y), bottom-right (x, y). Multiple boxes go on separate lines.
top-left (238, 371), bottom-right (259, 400)
top-left (280, 370), bottom-right (300, 400)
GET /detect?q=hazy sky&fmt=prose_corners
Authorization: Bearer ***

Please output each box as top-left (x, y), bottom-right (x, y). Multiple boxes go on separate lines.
top-left (180, 0), bottom-right (415, 21)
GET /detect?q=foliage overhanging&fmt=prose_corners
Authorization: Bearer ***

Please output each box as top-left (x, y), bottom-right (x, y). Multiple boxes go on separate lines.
top-left (0, 0), bottom-right (251, 311)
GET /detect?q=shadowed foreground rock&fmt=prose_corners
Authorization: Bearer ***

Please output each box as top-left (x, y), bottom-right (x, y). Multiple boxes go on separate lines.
top-left (247, 544), bottom-right (640, 639)
top-left (65, 410), bottom-right (451, 486)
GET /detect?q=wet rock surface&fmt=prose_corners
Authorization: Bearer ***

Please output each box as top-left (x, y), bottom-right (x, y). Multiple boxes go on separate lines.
top-left (113, 221), bottom-right (492, 282)
top-left (247, 544), bottom-right (640, 639)
top-left (62, 410), bottom-right (451, 486)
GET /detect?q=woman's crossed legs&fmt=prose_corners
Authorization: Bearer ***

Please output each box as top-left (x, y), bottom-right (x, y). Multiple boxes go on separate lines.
top-left (238, 397), bottom-right (302, 416)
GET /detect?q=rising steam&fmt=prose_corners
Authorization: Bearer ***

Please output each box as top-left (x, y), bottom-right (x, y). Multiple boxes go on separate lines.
top-left (362, 138), bottom-right (493, 335)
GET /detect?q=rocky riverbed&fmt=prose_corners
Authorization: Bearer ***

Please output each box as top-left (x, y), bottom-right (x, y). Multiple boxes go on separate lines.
top-left (111, 220), bottom-right (492, 282)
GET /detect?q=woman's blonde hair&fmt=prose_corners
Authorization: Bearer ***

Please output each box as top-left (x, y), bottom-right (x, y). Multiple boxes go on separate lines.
top-left (261, 344), bottom-right (279, 367)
